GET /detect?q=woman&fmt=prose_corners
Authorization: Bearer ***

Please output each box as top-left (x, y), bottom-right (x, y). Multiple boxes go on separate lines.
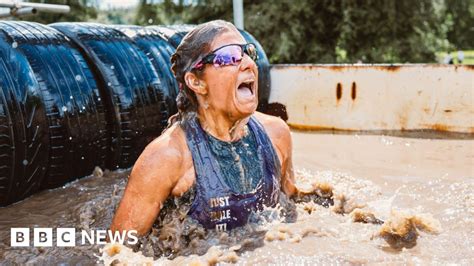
top-left (110, 20), bottom-right (297, 236)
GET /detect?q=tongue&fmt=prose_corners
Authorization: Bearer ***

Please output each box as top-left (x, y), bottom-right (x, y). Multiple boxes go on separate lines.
top-left (237, 86), bottom-right (253, 99)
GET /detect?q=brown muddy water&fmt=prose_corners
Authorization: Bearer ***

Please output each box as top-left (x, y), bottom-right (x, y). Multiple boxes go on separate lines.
top-left (0, 131), bottom-right (473, 265)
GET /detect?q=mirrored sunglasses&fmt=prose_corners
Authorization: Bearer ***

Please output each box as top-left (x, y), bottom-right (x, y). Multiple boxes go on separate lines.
top-left (192, 43), bottom-right (258, 70)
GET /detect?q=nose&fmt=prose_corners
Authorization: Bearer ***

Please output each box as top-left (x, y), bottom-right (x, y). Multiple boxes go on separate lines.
top-left (239, 53), bottom-right (257, 72)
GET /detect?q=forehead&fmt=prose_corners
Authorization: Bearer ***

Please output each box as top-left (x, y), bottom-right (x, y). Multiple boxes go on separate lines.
top-left (210, 29), bottom-right (246, 51)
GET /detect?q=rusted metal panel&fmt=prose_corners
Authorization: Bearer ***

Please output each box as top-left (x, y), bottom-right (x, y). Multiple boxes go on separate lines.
top-left (270, 64), bottom-right (474, 133)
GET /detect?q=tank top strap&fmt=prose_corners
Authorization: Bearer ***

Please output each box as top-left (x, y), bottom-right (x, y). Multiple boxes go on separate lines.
top-left (247, 116), bottom-right (281, 204)
top-left (182, 116), bottom-right (230, 194)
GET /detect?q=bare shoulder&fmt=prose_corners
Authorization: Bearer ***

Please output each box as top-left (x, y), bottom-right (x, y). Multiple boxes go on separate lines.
top-left (110, 123), bottom-right (190, 235)
top-left (130, 123), bottom-right (189, 187)
top-left (253, 112), bottom-right (292, 163)
top-left (253, 111), bottom-right (291, 141)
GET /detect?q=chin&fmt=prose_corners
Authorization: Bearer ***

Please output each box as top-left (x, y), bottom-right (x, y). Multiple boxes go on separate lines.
top-left (233, 100), bottom-right (258, 118)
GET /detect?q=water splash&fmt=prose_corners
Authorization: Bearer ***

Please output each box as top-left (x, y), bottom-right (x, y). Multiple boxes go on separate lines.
top-left (97, 169), bottom-right (443, 264)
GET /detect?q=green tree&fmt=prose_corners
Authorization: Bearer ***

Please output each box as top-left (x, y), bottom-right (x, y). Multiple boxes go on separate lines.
top-left (444, 0), bottom-right (474, 50)
top-left (134, 0), bottom-right (471, 63)
top-left (338, 0), bottom-right (449, 63)
top-left (246, 0), bottom-right (343, 63)
top-left (134, 0), bottom-right (231, 25)
top-left (135, 0), bottom-right (161, 25)
top-left (134, 0), bottom-right (344, 63)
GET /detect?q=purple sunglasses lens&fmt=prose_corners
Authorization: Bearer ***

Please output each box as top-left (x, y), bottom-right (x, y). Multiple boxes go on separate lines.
top-left (212, 45), bottom-right (243, 67)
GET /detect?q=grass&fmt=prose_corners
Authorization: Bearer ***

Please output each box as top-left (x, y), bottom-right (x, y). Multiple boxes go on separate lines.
top-left (436, 50), bottom-right (474, 64)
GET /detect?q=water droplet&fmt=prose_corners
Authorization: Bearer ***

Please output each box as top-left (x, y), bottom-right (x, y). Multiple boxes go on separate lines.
top-left (110, 65), bottom-right (115, 70)
top-left (82, 106), bottom-right (86, 110)
top-left (81, 156), bottom-right (84, 160)
top-left (12, 42), bottom-right (18, 48)
top-left (70, 96), bottom-right (74, 99)
top-left (107, 82), bottom-right (112, 86)
top-left (62, 106), bottom-right (68, 112)
top-left (148, 18), bottom-right (153, 24)
top-left (97, 97), bottom-right (101, 101)
top-left (75, 75), bottom-right (82, 82)
top-left (22, 159), bottom-right (28, 165)
top-left (69, 137), bottom-right (73, 140)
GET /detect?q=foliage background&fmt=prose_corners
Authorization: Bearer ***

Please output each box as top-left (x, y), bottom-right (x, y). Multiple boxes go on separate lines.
top-left (12, 0), bottom-right (474, 64)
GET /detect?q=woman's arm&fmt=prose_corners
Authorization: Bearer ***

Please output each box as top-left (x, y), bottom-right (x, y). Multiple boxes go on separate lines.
top-left (109, 129), bottom-right (185, 236)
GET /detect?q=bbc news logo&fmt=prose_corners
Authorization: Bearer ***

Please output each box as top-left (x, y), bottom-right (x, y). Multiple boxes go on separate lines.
top-left (10, 228), bottom-right (138, 247)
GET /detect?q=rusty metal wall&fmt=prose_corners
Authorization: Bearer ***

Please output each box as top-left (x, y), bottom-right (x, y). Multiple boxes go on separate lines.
top-left (269, 64), bottom-right (474, 133)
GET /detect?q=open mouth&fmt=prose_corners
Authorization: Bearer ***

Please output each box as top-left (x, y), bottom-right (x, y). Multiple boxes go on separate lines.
top-left (237, 80), bottom-right (255, 99)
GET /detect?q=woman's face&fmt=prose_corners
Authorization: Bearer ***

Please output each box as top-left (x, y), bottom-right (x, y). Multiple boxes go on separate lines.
top-left (198, 29), bottom-right (259, 120)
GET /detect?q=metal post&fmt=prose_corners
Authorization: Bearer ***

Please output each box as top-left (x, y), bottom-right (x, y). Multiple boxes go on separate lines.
top-left (233, 0), bottom-right (244, 30)
top-left (0, 0), bottom-right (70, 18)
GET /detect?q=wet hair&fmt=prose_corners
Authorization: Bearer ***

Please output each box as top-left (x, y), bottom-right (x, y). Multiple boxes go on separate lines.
top-left (169, 20), bottom-right (238, 125)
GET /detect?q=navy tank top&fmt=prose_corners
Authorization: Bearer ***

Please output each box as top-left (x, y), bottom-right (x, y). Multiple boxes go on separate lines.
top-left (206, 125), bottom-right (262, 194)
top-left (183, 115), bottom-right (281, 231)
